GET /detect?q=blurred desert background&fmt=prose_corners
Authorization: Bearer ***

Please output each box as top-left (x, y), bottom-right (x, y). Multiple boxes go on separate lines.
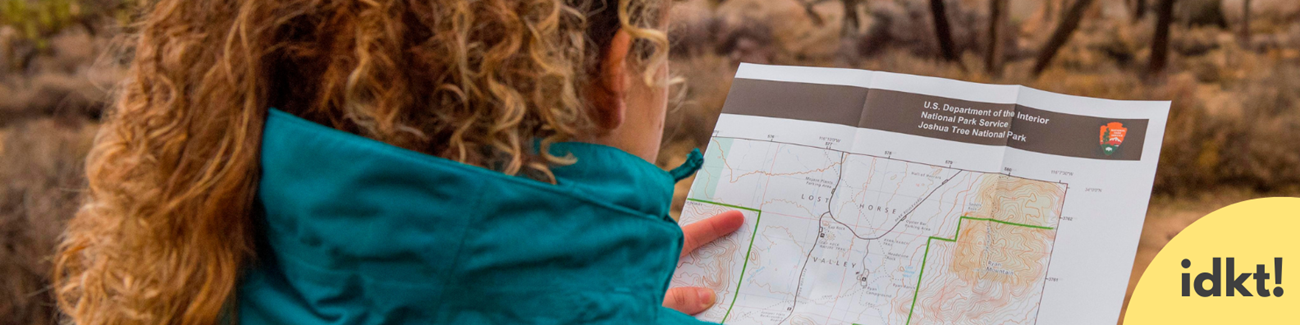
top-left (2, 0), bottom-right (1298, 323)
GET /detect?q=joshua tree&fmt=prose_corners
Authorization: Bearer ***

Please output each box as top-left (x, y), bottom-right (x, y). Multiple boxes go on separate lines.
top-left (796, 0), bottom-right (868, 64)
top-left (1133, 0), bottom-right (1148, 22)
top-left (1238, 0), bottom-right (1251, 48)
top-left (929, 0), bottom-right (960, 64)
top-left (1147, 0), bottom-right (1175, 79)
top-left (985, 0), bottom-right (1008, 77)
top-left (1031, 0), bottom-right (1096, 77)
top-left (796, 0), bottom-right (966, 68)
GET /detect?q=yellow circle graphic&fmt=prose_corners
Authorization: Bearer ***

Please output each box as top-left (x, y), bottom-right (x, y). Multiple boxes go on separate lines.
top-left (1124, 197), bottom-right (1297, 323)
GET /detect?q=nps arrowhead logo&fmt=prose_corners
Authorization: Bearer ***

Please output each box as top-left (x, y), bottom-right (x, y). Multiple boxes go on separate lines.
top-left (1099, 122), bottom-right (1127, 156)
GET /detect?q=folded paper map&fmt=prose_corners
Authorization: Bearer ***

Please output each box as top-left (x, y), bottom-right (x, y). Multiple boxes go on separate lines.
top-left (671, 63), bottom-right (1170, 325)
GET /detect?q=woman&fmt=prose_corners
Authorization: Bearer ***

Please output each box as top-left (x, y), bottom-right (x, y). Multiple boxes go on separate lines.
top-left (53, 0), bottom-right (743, 323)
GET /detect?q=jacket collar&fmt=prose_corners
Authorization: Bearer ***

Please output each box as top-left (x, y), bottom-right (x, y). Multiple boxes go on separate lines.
top-left (546, 142), bottom-right (701, 223)
top-left (261, 108), bottom-right (702, 222)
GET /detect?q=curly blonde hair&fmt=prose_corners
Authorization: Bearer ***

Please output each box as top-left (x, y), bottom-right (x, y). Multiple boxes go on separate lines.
top-left (53, 0), bottom-right (668, 324)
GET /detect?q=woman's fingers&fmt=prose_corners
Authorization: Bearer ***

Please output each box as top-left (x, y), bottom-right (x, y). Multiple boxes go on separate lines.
top-left (680, 210), bottom-right (745, 258)
top-left (662, 286), bottom-right (716, 315)
top-left (666, 211), bottom-right (742, 315)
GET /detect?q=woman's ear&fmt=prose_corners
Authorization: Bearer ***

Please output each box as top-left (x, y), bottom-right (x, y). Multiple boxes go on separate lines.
top-left (590, 29), bottom-right (633, 132)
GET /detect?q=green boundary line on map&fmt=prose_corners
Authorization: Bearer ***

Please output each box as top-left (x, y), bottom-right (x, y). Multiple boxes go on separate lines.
top-left (904, 216), bottom-right (1055, 324)
top-left (687, 198), bottom-right (760, 212)
top-left (685, 198), bottom-right (760, 324)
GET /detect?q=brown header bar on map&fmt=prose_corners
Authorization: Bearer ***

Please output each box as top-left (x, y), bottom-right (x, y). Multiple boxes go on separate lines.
top-left (720, 78), bottom-right (868, 126)
top-left (720, 77), bottom-right (1151, 160)
top-left (861, 88), bottom-right (1015, 146)
top-left (1009, 104), bottom-right (1148, 161)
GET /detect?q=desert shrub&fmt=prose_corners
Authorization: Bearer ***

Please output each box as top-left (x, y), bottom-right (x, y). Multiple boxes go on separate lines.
top-left (1174, 0), bottom-right (1228, 28)
top-left (662, 1), bottom-right (1300, 196)
top-left (1216, 65), bottom-right (1300, 190)
top-left (0, 117), bottom-right (95, 325)
top-left (0, 0), bottom-right (133, 69)
top-left (1, 0), bottom-right (130, 129)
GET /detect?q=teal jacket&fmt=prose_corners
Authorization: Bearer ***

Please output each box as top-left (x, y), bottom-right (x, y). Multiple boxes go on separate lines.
top-left (237, 109), bottom-right (713, 324)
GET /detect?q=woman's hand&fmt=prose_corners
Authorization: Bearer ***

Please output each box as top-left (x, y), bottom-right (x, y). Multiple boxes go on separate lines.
top-left (662, 210), bottom-right (745, 315)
